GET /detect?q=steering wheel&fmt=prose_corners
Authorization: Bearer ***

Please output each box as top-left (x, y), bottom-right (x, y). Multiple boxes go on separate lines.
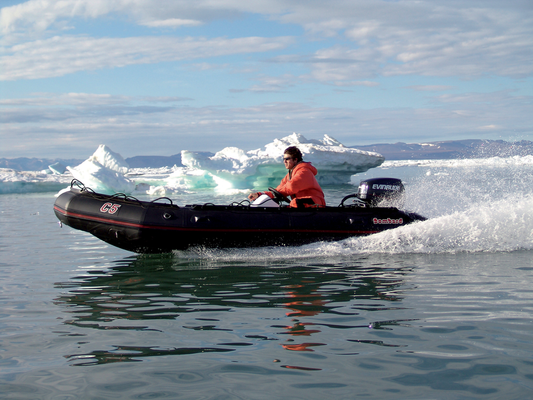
top-left (268, 187), bottom-right (290, 204)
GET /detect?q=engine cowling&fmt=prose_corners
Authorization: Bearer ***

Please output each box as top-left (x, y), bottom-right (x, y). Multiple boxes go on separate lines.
top-left (357, 177), bottom-right (405, 207)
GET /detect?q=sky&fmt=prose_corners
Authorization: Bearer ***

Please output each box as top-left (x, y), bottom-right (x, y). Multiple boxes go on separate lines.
top-left (0, 0), bottom-right (532, 159)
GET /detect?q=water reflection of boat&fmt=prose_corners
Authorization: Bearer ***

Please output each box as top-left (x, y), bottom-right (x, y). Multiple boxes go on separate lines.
top-left (54, 254), bottom-right (413, 366)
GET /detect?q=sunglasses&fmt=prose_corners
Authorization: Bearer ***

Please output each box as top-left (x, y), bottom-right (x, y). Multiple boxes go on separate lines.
top-left (283, 157), bottom-right (293, 161)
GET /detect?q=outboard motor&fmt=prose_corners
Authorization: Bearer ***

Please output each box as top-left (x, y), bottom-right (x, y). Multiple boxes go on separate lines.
top-left (357, 177), bottom-right (405, 207)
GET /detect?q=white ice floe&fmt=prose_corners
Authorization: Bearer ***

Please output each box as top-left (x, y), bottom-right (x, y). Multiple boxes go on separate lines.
top-left (0, 168), bottom-right (71, 194)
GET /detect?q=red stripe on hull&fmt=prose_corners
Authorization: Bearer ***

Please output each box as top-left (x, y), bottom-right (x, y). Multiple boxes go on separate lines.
top-left (54, 206), bottom-right (379, 235)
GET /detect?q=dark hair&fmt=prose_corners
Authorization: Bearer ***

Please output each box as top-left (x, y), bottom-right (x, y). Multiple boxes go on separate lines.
top-left (284, 146), bottom-right (303, 162)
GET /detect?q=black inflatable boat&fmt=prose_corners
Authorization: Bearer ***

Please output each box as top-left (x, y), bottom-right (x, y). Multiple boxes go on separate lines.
top-left (54, 178), bottom-right (425, 253)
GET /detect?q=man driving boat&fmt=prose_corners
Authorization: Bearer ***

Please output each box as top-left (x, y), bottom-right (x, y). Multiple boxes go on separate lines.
top-left (248, 146), bottom-right (326, 208)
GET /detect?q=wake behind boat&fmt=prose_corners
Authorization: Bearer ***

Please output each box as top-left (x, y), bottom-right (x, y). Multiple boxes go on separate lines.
top-left (54, 178), bottom-right (425, 253)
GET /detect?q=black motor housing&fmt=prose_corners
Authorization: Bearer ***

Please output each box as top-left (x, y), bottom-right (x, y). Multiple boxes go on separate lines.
top-left (357, 177), bottom-right (405, 207)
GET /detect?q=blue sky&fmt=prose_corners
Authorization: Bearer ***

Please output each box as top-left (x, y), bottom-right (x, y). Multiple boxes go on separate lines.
top-left (1, 0), bottom-right (532, 159)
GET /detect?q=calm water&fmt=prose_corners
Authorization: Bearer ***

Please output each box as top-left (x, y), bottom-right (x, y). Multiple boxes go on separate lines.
top-left (2, 162), bottom-right (533, 399)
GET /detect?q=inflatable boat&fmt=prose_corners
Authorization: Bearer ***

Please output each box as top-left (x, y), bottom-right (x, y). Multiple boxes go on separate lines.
top-left (54, 178), bottom-right (425, 253)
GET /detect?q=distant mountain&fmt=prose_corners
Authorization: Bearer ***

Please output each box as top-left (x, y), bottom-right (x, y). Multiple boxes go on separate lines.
top-left (351, 139), bottom-right (533, 160)
top-left (2, 139), bottom-right (532, 171)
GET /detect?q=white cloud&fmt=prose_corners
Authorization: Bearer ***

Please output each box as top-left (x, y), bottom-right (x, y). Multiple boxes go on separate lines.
top-left (304, 45), bottom-right (385, 81)
top-left (478, 124), bottom-right (500, 130)
top-left (278, 2), bottom-right (533, 81)
top-left (1, 1), bottom-right (532, 81)
top-left (0, 92), bottom-right (130, 106)
top-left (0, 92), bottom-right (190, 106)
top-left (1, 0), bottom-right (119, 35)
top-left (298, 5), bottom-right (533, 81)
top-left (406, 86), bottom-right (453, 92)
top-left (247, 74), bottom-right (298, 93)
top-left (0, 0), bottom-right (248, 37)
top-left (140, 18), bottom-right (203, 28)
top-left (333, 81), bottom-right (379, 87)
top-left (0, 35), bottom-right (294, 80)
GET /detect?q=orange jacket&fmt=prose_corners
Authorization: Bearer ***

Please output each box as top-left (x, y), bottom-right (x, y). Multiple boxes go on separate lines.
top-left (267, 162), bottom-right (326, 207)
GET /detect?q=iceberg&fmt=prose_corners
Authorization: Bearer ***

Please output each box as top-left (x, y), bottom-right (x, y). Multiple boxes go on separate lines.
top-left (0, 134), bottom-right (385, 195)
top-left (48, 162), bottom-right (67, 175)
top-left (66, 145), bottom-right (135, 194)
top-left (181, 133), bottom-right (385, 188)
